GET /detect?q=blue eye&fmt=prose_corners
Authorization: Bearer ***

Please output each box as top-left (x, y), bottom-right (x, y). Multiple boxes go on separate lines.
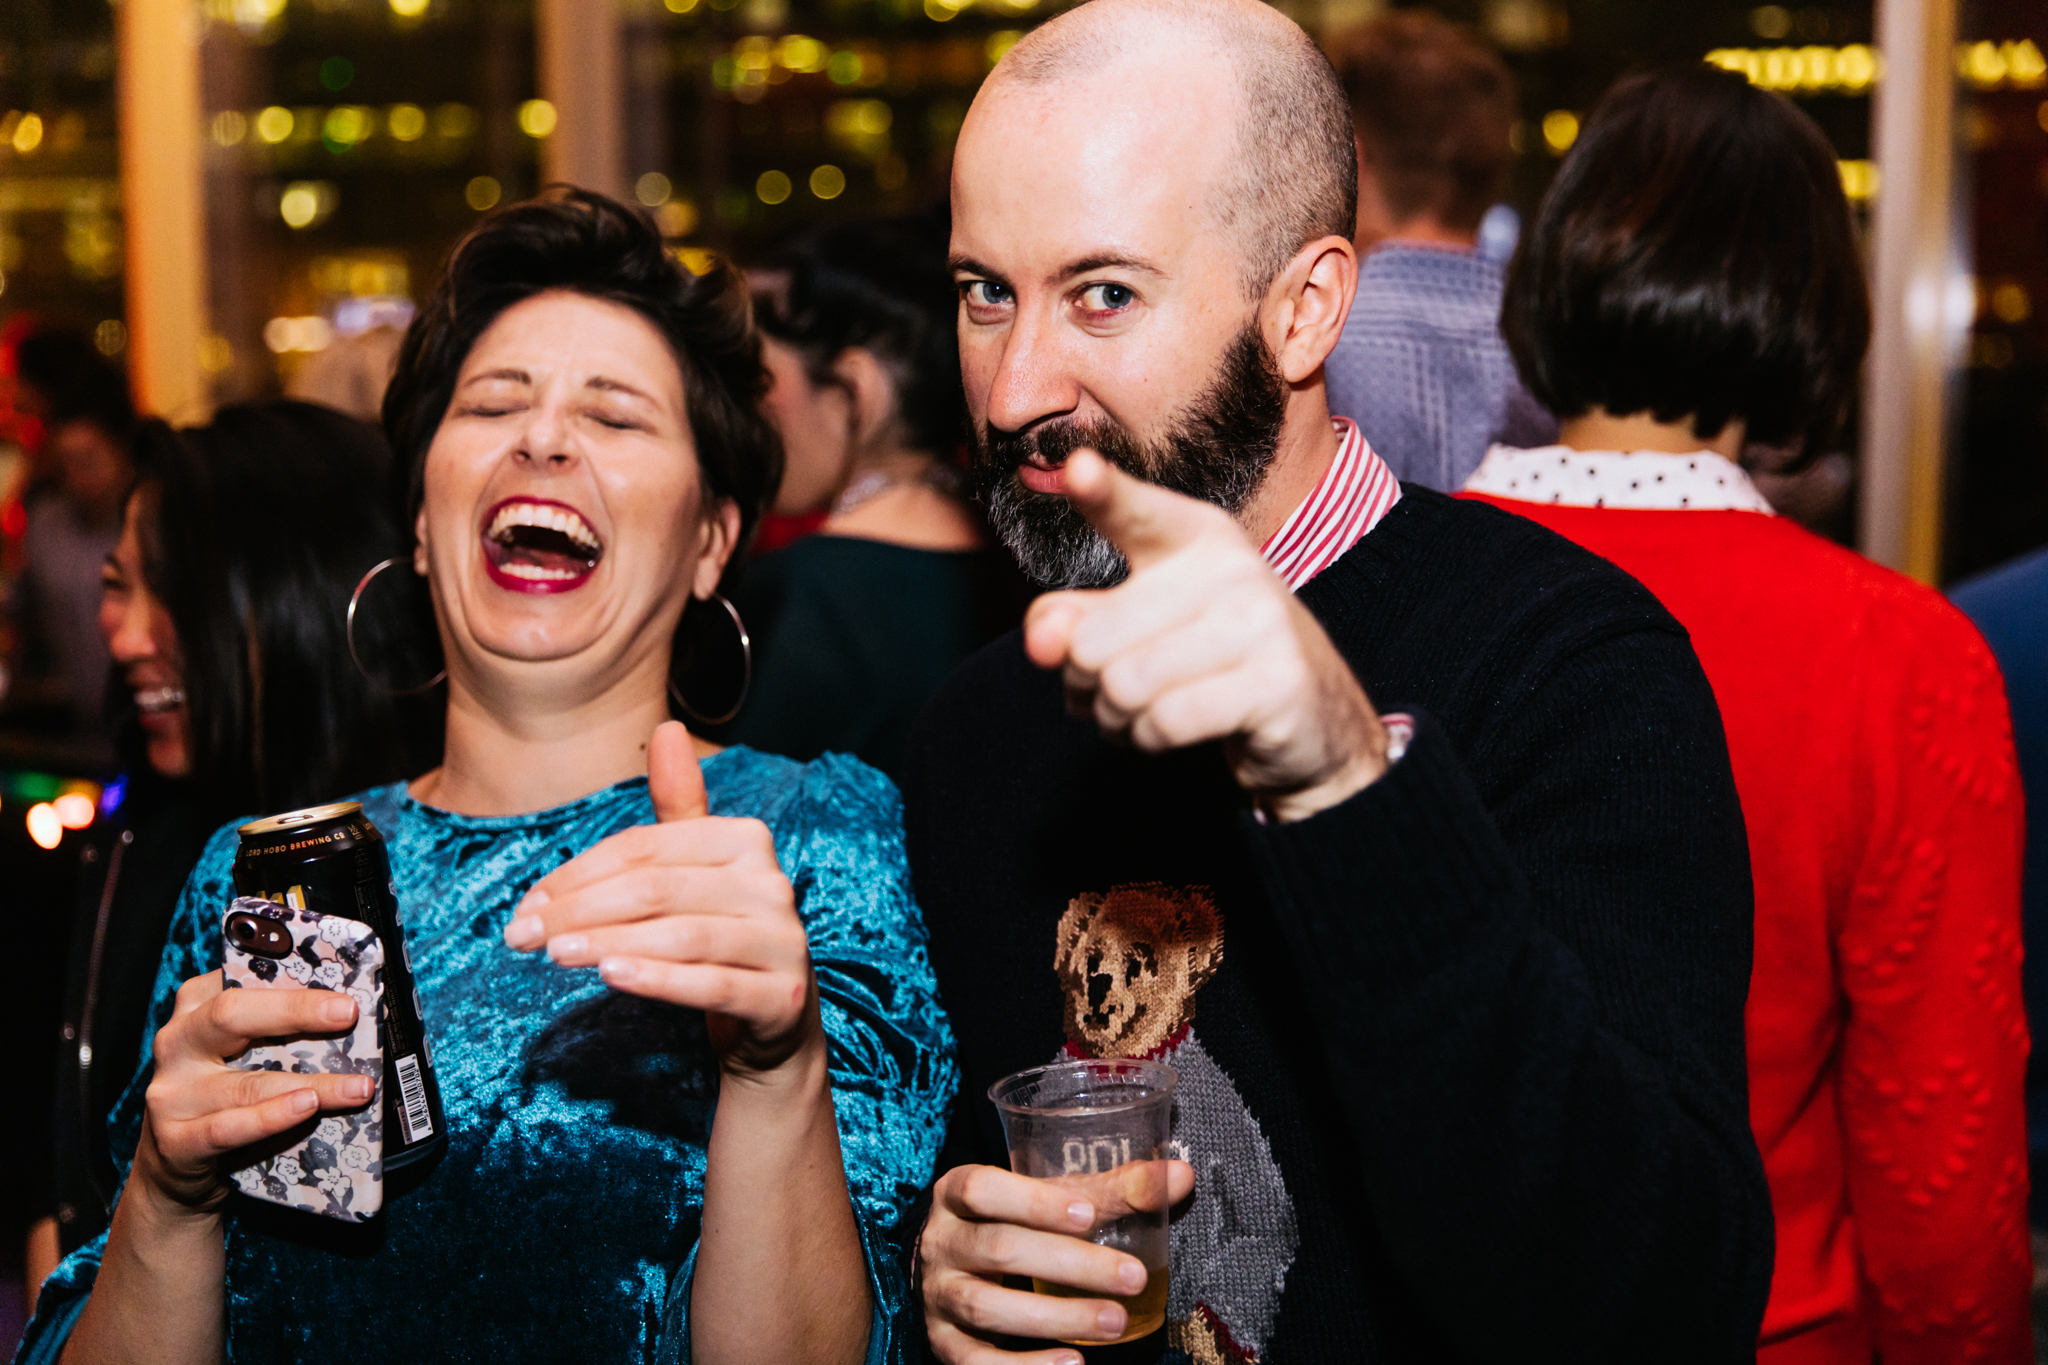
top-left (964, 280), bottom-right (1012, 307)
top-left (1082, 283), bottom-right (1135, 312)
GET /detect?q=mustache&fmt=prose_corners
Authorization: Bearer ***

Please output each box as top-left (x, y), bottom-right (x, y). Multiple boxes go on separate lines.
top-left (976, 417), bottom-right (1152, 486)
top-left (969, 325), bottom-right (1286, 502)
top-left (964, 325), bottom-right (1288, 589)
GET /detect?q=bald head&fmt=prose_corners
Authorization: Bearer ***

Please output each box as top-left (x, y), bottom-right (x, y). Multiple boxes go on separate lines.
top-left (986, 0), bottom-right (1356, 297)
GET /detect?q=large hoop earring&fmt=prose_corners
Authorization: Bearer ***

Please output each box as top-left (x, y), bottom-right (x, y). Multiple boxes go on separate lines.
top-left (348, 558), bottom-right (447, 695)
top-left (668, 593), bottom-right (751, 726)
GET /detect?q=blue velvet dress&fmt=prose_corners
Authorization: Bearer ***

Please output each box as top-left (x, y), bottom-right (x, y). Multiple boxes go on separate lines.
top-left (18, 748), bottom-right (957, 1364)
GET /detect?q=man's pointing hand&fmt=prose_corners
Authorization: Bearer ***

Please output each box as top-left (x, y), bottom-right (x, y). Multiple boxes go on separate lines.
top-left (1023, 448), bottom-right (1389, 822)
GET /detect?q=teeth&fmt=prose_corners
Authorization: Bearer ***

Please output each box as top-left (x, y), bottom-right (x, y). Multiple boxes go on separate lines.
top-left (487, 500), bottom-right (601, 552)
top-left (497, 562), bottom-right (583, 581)
top-left (135, 686), bottom-right (186, 713)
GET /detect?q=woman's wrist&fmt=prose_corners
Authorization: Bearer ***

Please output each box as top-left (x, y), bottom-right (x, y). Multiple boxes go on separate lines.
top-left (716, 1016), bottom-right (832, 1102)
top-left (128, 1121), bottom-right (229, 1229)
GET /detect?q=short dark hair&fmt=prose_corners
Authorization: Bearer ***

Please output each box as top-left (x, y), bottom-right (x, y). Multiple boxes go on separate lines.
top-left (129, 401), bottom-right (431, 824)
top-left (1329, 9), bottom-right (1515, 235)
top-left (1502, 64), bottom-right (1871, 453)
top-left (15, 327), bottom-right (135, 439)
top-left (383, 188), bottom-right (782, 565)
top-left (754, 210), bottom-right (964, 458)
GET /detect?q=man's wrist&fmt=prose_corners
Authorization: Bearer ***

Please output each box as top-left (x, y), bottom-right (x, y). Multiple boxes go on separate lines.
top-left (1255, 712), bottom-right (1413, 824)
top-left (1259, 751), bottom-right (1381, 823)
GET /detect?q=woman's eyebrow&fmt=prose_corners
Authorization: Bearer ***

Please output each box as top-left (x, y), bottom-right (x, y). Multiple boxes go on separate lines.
top-left (461, 366), bottom-right (532, 388)
top-left (585, 375), bottom-right (660, 405)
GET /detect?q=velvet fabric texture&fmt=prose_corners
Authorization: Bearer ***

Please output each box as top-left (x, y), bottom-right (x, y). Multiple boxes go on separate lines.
top-left (18, 748), bottom-right (957, 1364)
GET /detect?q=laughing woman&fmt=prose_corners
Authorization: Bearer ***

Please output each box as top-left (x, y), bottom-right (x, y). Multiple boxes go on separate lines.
top-left (20, 191), bottom-right (956, 1365)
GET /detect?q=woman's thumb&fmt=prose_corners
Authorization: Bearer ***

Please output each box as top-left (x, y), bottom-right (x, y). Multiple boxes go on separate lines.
top-left (649, 721), bottom-right (709, 822)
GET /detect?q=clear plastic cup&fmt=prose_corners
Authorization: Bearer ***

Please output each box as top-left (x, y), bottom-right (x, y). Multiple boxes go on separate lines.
top-left (989, 1058), bottom-right (1178, 1345)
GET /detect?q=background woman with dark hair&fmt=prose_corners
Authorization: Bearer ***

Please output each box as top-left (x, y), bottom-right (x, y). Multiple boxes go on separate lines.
top-left (26, 400), bottom-right (428, 1298)
top-left (19, 190), bottom-right (952, 1365)
top-left (716, 212), bottom-right (1022, 778)
top-left (1465, 65), bottom-right (2029, 1363)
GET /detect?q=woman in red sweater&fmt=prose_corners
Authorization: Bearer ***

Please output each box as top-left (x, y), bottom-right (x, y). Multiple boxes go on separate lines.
top-left (1464, 66), bottom-right (2029, 1363)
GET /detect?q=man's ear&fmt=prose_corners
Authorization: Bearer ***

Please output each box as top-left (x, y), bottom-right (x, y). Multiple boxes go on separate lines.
top-left (412, 505), bottom-right (430, 576)
top-left (692, 498), bottom-right (744, 599)
top-left (1263, 234), bottom-right (1358, 386)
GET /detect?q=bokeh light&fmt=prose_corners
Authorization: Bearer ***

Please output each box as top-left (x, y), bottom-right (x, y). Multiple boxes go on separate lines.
top-left (279, 181), bottom-right (337, 229)
top-left (263, 315), bottom-right (336, 353)
top-left (54, 793), bottom-right (95, 829)
top-left (656, 199), bottom-right (699, 236)
top-left (1837, 159), bottom-right (1879, 203)
top-left (323, 106), bottom-right (372, 149)
top-left (809, 164), bottom-right (846, 200)
top-left (636, 172), bottom-right (673, 206)
top-left (1541, 109), bottom-right (1579, 154)
top-left (26, 802), bottom-right (61, 850)
top-left (255, 106), bottom-right (295, 143)
top-left (466, 175), bottom-right (502, 210)
top-left (517, 99), bottom-right (557, 138)
top-left (386, 103), bottom-right (427, 141)
top-left (755, 170), bottom-right (792, 205)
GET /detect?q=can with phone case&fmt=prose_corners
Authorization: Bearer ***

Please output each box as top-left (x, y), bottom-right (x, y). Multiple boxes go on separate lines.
top-left (234, 801), bottom-right (447, 1170)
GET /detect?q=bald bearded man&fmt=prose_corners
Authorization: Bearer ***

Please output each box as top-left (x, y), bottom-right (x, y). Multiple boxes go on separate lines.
top-left (900, 2), bottom-right (1773, 1362)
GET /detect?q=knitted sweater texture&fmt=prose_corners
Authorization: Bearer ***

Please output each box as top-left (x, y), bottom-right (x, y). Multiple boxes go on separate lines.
top-left (902, 487), bottom-right (1773, 1363)
top-left (1468, 495), bottom-right (2032, 1365)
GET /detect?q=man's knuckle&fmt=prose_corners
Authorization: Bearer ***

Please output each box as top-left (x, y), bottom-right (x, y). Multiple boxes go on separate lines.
top-left (1098, 659), bottom-right (1148, 710)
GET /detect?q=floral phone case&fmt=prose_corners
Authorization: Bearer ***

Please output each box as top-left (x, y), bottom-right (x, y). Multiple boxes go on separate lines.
top-left (221, 896), bottom-right (384, 1221)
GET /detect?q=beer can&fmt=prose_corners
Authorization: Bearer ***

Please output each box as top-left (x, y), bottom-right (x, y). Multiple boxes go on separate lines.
top-left (233, 801), bottom-right (447, 1171)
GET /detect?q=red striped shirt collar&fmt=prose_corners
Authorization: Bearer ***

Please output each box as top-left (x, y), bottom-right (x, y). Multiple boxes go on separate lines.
top-left (1259, 418), bottom-right (1402, 592)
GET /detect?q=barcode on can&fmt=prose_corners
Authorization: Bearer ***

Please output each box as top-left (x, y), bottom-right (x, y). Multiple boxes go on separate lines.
top-left (394, 1053), bottom-right (433, 1142)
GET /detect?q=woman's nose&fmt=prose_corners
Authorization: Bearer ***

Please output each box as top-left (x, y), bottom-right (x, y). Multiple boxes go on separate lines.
top-left (516, 397), bottom-right (576, 468)
top-left (102, 592), bottom-right (156, 662)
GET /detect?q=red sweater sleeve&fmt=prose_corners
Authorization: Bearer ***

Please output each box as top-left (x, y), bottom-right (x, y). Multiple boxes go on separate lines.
top-left (1836, 600), bottom-right (2030, 1363)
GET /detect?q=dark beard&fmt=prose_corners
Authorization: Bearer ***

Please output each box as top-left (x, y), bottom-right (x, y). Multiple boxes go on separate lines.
top-left (969, 324), bottom-right (1290, 589)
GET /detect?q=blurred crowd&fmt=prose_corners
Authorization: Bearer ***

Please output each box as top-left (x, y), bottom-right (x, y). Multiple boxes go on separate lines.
top-left (0, 3), bottom-right (2044, 1363)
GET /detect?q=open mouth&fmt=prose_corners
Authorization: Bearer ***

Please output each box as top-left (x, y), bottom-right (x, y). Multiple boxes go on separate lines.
top-left (481, 497), bottom-right (604, 594)
top-left (134, 686), bottom-right (184, 715)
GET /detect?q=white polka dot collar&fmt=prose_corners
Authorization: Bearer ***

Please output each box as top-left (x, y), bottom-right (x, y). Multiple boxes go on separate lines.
top-left (1462, 444), bottom-right (1776, 514)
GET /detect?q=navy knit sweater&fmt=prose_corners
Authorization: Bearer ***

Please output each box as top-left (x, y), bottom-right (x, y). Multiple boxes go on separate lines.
top-left (901, 486), bottom-right (1772, 1363)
